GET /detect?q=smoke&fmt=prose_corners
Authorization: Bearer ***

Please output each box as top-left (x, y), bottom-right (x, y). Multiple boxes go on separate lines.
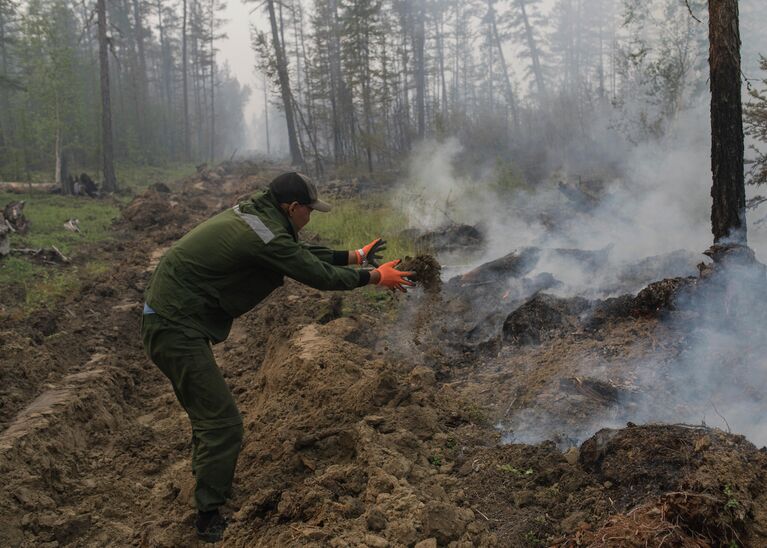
top-left (505, 256), bottom-right (767, 448)
top-left (399, 100), bottom-right (718, 292)
top-left (394, 97), bottom-right (767, 450)
top-left (395, 137), bottom-right (468, 232)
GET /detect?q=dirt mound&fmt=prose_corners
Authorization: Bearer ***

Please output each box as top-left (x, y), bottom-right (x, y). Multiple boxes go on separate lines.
top-left (400, 254), bottom-right (442, 293)
top-left (460, 425), bottom-right (767, 547)
top-left (575, 424), bottom-right (767, 546)
top-left (415, 223), bottom-right (484, 254)
top-left (500, 275), bottom-right (698, 348)
top-left (631, 276), bottom-right (696, 316)
top-left (502, 294), bottom-right (590, 345)
top-left (120, 189), bottom-right (189, 231)
top-left (4, 164), bottom-right (767, 548)
top-left (196, 302), bottom-right (498, 547)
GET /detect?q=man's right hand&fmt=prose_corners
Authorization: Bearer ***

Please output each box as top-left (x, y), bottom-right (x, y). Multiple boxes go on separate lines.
top-left (374, 259), bottom-right (415, 292)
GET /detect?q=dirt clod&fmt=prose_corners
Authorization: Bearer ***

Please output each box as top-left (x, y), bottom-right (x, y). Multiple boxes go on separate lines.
top-left (400, 254), bottom-right (442, 293)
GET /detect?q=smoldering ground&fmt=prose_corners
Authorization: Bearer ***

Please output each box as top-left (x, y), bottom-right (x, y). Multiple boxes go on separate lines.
top-left (391, 99), bottom-right (767, 450)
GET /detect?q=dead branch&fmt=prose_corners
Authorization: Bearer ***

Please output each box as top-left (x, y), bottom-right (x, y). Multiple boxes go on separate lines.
top-left (684, 1), bottom-right (702, 23)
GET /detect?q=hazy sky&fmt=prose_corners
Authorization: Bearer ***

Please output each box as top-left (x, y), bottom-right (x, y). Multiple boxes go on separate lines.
top-left (217, 0), bottom-right (557, 130)
top-left (220, 1), bottom-right (265, 122)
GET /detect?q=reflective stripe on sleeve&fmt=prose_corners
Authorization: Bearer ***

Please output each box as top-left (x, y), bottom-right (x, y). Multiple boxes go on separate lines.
top-left (233, 205), bottom-right (275, 244)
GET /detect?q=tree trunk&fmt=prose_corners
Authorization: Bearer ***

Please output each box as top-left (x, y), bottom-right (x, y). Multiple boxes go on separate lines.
top-left (210, 59), bottom-right (215, 162)
top-left (363, 27), bottom-right (374, 174)
top-left (266, 0), bottom-right (303, 166)
top-left (156, 0), bottom-right (174, 154)
top-left (97, 0), bottom-right (117, 192)
top-left (709, 0), bottom-right (746, 243)
top-left (518, 0), bottom-right (547, 100)
top-left (182, 0), bottom-right (190, 160)
top-left (263, 75), bottom-right (270, 155)
top-left (209, 7), bottom-right (215, 163)
top-left (131, 0), bottom-right (149, 155)
top-left (328, 0), bottom-right (345, 164)
top-left (437, 12), bottom-right (448, 118)
top-left (55, 125), bottom-right (64, 194)
top-left (399, 5), bottom-right (411, 150)
top-left (489, 1), bottom-right (519, 130)
top-left (0, 13), bottom-right (11, 151)
top-left (296, 1), bottom-right (317, 160)
top-left (414, 0), bottom-right (426, 138)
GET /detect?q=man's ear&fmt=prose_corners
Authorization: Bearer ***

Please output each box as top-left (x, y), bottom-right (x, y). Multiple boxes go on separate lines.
top-left (285, 202), bottom-right (300, 216)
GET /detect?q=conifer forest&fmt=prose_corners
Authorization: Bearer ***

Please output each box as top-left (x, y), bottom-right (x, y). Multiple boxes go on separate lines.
top-left (3, 1), bottom-right (767, 547)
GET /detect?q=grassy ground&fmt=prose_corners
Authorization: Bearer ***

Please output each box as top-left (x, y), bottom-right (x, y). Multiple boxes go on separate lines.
top-left (306, 194), bottom-right (418, 314)
top-left (306, 195), bottom-right (417, 262)
top-left (0, 191), bottom-right (120, 309)
top-left (0, 163), bottom-right (196, 311)
top-left (1, 178), bottom-right (417, 312)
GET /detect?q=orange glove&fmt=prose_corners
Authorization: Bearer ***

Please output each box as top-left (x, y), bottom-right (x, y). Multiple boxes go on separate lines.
top-left (375, 259), bottom-right (415, 292)
top-left (353, 238), bottom-right (387, 267)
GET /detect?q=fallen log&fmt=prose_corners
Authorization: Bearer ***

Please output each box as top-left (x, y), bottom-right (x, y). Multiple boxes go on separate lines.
top-left (11, 246), bottom-right (70, 264)
top-left (0, 182), bottom-right (57, 193)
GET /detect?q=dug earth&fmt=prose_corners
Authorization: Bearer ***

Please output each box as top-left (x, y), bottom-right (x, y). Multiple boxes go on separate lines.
top-left (1, 162), bottom-right (766, 547)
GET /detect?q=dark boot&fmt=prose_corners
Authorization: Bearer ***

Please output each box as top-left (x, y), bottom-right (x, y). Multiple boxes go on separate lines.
top-left (195, 509), bottom-right (227, 543)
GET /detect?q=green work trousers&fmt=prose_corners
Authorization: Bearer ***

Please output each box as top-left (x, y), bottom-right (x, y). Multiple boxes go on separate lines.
top-left (141, 313), bottom-right (243, 512)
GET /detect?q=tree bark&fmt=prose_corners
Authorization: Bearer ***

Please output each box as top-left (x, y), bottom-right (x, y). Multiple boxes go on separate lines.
top-left (55, 125), bottom-right (64, 193)
top-left (414, 0), bottom-right (426, 138)
top-left (182, 0), bottom-right (190, 160)
top-left (131, 0), bottom-right (149, 154)
top-left (209, 6), bottom-right (215, 162)
top-left (517, 0), bottom-right (547, 100)
top-left (709, 0), bottom-right (746, 243)
top-left (328, 0), bottom-right (345, 164)
top-left (489, 0), bottom-right (519, 130)
top-left (437, 11), bottom-right (448, 118)
top-left (266, 0), bottom-right (303, 166)
top-left (97, 0), bottom-right (117, 192)
top-left (155, 0), bottom-right (174, 154)
top-left (263, 75), bottom-right (270, 155)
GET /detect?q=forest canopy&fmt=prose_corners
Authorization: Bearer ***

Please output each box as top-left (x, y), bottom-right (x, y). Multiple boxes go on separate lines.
top-left (0, 0), bottom-right (765, 185)
top-left (252, 0), bottom-right (767, 180)
top-left (0, 0), bottom-right (250, 182)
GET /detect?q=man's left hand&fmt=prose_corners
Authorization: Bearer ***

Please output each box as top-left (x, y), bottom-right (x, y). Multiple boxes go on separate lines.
top-left (354, 238), bottom-right (387, 267)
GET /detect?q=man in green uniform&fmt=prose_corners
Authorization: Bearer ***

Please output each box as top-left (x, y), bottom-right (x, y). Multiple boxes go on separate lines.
top-left (141, 172), bottom-right (414, 542)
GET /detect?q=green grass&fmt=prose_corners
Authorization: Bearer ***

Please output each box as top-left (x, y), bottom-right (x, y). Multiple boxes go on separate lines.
top-left (307, 195), bottom-right (421, 316)
top-left (0, 191), bottom-right (120, 254)
top-left (0, 191), bottom-right (120, 309)
top-left (306, 195), bottom-right (416, 262)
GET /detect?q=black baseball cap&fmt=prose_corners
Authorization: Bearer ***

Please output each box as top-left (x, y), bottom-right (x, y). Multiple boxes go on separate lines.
top-left (269, 172), bottom-right (332, 212)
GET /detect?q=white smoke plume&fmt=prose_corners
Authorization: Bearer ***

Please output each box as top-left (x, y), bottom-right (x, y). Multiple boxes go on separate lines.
top-left (395, 98), bottom-right (767, 449)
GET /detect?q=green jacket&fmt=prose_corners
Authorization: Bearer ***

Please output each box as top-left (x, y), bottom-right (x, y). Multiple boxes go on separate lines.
top-left (145, 190), bottom-right (367, 343)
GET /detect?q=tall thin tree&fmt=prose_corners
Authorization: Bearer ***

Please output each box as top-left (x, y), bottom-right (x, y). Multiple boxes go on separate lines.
top-left (709, 0), bottom-right (746, 243)
top-left (97, 0), bottom-right (117, 192)
top-left (265, 0), bottom-right (303, 165)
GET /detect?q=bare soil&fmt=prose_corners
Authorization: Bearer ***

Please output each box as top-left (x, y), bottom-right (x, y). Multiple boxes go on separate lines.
top-left (1, 163), bottom-right (766, 548)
